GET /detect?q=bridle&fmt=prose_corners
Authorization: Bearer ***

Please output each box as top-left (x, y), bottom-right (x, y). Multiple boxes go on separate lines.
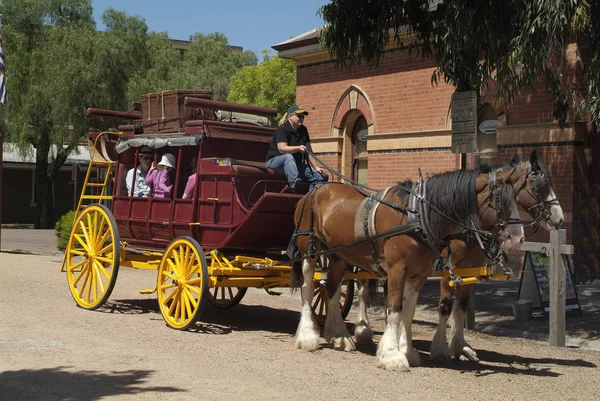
top-left (471, 169), bottom-right (521, 265)
top-left (514, 161), bottom-right (560, 232)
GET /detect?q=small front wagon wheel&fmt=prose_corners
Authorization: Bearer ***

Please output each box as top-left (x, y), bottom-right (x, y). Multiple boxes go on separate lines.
top-left (207, 287), bottom-right (247, 308)
top-left (66, 204), bottom-right (120, 310)
top-left (157, 237), bottom-right (208, 330)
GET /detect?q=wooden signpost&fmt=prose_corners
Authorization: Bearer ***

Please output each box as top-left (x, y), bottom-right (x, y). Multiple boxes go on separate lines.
top-left (519, 229), bottom-right (578, 346)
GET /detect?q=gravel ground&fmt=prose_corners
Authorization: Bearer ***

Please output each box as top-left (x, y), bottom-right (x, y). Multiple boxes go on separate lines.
top-left (1, 251), bottom-right (599, 401)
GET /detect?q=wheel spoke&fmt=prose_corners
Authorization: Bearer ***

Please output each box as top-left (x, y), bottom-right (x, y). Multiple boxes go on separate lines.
top-left (96, 230), bottom-right (113, 254)
top-left (69, 249), bottom-right (86, 256)
top-left (162, 271), bottom-right (177, 282)
top-left (91, 266), bottom-right (98, 302)
top-left (78, 222), bottom-right (92, 251)
top-left (166, 258), bottom-right (177, 275)
top-left (184, 287), bottom-right (199, 308)
top-left (183, 245), bottom-right (191, 272)
top-left (95, 255), bottom-right (113, 265)
top-left (69, 258), bottom-right (87, 272)
top-left (182, 289), bottom-right (193, 319)
top-left (84, 266), bottom-right (93, 303)
top-left (73, 262), bottom-right (90, 287)
top-left (185, 264), bottom-right (199, 280)
top-left (185, 284), bottom-right (201, 295)
top-left (163, 287), bottom-right (178, 304)
top-left (187, 278), bottom-right (202, 286)
top-left (174, 294), bottom-right (182, 321)
top-left (167, 289), bottom-right (179, 315)
top-left (74, 234), bottom-right (92, 254)
top-left (91, 212), bottom-right (99, 246)
top-left (93, 259), bottom-right (110, 283)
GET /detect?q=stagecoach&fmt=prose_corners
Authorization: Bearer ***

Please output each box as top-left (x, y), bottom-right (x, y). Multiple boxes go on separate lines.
top-left (63, 91), bottom-right (363, 329)
top-left (63, 91), bottom-right (530, 333)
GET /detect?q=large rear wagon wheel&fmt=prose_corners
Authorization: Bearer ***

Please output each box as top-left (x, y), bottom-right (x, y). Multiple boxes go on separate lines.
top-left (157, 237), bottom-right (209, 330)
top-left (311, 255), bottom-right (355, 325)
top-left (312, 279), bottom-right (355, 326)
top-left (207, 287), bottom-right (247, 308)
top-left (66, 204), bottom-right (120, 310)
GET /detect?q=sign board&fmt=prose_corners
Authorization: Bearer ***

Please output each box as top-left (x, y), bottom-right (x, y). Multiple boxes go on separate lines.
top-left (451, 90), bottom-right (478, 153)
top-left (478, 119), bottom-right (499, 135)
top-left (356, 129), bottom-right (369, 142)
top-left (518, 251), bottom-right (582, 315)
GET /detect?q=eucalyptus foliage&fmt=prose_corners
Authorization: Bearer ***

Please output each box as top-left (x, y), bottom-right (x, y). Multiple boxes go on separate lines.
top-left (228, 52), bottom-right (296, 122)
top-left (0, 0), bottom-right (148, 227)
top-left (319, 0), bottom-right (599, 126)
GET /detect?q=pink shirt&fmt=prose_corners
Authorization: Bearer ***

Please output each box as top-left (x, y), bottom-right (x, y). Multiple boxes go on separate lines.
top-left (145, 169), bottom-right (172, 198)
top-left (184, 174), bottom-right (197, 199)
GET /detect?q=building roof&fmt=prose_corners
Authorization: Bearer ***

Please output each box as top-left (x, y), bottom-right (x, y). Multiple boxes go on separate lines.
top-left (271, 1), bottom-right (442, 58)
top-left (2, 143), bottom-right (91, 165)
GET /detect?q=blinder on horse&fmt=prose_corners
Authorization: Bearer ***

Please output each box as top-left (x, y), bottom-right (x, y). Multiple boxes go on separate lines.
top-left (515, 160), bottom-right (561, 232)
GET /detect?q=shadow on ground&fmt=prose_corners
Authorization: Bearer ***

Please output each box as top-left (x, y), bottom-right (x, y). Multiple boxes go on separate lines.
top-left (0, 367), bottom-right (184, 401)
top-left (408, 280), bottom-right (600, 341)
top-left (99, 298), bottom-right (299, 336)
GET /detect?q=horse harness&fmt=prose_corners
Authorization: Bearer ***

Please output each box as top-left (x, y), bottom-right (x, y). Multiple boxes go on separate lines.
top-left (515, 161), bottom-right (560, 232)
top-left (290, 170), bottom-right (517, 283)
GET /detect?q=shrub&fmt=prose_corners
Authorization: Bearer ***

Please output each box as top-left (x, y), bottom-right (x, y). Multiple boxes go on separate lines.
top-left (55, 210), bottom-right (76, 251)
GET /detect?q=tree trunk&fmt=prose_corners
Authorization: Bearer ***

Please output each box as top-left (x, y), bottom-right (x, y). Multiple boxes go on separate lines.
top-left (33, 131), bottom-right (54, 229)
top-left (34, 161), bottom-right (55, 229)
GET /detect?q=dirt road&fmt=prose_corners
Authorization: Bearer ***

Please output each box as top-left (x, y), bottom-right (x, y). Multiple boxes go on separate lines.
top-left (1, 252), bottom-right (598, 401)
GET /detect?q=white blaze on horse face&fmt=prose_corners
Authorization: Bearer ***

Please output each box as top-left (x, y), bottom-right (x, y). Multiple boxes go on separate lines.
top-left (500, 201), bottom-right (525, 250)
top-left (543, 187), bottom-right (564, 230)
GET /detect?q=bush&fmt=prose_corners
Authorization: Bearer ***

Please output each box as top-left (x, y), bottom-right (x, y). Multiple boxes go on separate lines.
top-left (55, 210), bottom-right (76, 251)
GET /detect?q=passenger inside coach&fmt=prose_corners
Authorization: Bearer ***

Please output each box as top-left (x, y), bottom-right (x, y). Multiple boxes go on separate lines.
top-left (125, 146), bottom-right (154, 197)
top-left (146, 153), bottom-right (176, 198)
top-left (182, 156), bottom-right (198, 199)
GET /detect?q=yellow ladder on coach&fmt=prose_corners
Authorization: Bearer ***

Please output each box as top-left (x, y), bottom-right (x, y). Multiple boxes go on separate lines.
top-left (60, 132), bottom-right (120, 272)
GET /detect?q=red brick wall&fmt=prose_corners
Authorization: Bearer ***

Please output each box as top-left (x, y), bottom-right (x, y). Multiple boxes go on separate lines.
top-left (293, 42), bottom-right (596, 279)
top-left (368, 150), bottom-right (459, 188)
top-left (297, 52), bottom-right (454, 138)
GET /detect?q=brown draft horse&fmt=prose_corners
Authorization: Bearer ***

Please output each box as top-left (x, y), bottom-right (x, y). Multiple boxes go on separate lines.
top-left (429, 150), bottom-right (564, 363)
top-left (292, 165), bottom-right (524, 371)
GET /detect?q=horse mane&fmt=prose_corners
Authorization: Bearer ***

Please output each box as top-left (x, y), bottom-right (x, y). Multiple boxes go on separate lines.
top-left (425, 170), bottom-right (479, 240)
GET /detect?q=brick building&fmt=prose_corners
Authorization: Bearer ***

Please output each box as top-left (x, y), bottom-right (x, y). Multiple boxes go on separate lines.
top-left (273, 31), bottom-right (600, 281)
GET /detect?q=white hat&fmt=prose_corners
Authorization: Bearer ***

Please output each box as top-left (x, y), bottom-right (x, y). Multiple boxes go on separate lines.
top-left (158, 153), bottom-right (176, 169)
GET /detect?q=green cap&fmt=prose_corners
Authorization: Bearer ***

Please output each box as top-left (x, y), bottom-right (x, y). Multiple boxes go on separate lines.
top-left (287, 105), bottom-right (309, 116)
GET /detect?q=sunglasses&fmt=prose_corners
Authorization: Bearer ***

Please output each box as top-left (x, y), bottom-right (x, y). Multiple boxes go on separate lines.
top-left (140, 155), bottom-right (153, 161)
top-left (295, 114), bottom-right (305, 120)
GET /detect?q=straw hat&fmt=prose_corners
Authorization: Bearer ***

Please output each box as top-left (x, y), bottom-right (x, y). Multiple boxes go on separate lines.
top-left (158, 153), bottom-right (176, 169)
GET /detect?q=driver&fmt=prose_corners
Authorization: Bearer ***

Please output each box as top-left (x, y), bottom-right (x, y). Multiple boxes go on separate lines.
top-left (265, 105), bottom-right (324, 193)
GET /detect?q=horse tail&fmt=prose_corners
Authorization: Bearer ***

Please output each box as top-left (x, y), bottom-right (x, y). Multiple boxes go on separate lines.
top-left (290, 258), bottom-right (303, 292)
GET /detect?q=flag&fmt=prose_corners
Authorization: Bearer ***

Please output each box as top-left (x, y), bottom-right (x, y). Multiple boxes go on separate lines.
top-left (0, 36), bottom-right (5, 104)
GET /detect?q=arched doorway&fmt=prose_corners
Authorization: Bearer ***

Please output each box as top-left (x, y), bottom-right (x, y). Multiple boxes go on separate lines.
top-left (352, 116), bottom-right (368, 185)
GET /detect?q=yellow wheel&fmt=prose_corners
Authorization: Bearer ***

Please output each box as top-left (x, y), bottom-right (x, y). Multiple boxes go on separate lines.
top-left (207, 287), bottom-right (247, 308)
top-left (66, 204), bottom-right (120, 310)
top-left (157, 237), bottom-right (208, 330)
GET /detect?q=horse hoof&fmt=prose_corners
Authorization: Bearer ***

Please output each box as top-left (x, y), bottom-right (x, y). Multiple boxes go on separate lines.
top-left (354, 325), bottom-right (374, 345)
top-left (376, 352), bottom-right (410, 372)
top-left (295, 329), bottom-right (320, 351)
top-left (403, 346), bottom-right (421, 367)
top-left (330, 336), bottom-right (356, 352)
top-left (430, 344), bottom-right (453, 365)
top-left (460, 347), bottom-right (479, 363)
